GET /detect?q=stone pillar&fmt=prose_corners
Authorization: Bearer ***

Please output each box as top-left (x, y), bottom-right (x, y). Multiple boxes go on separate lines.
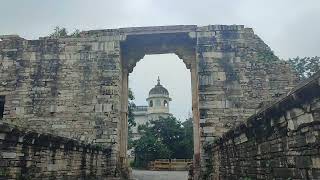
top-left (191, 59), bottom-right (201, 180)
top-left (120, 68), bottom-right (129, 167)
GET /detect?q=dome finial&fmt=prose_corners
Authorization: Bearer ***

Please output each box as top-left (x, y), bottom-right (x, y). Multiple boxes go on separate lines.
top-left (149, 76), bottom-right (169, 96)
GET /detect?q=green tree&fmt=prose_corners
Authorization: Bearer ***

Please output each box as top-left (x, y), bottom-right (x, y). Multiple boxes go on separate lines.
top-left (70, 29), bottom-right (81, 37)
top-left (133, 129), bottom-right (171, 167)
top-left (150, 116), bottom-right (184, 158)
top-left (288, 56), bottom-right (320, 79)
top-left (49, 26), bottom-right (81, 38)
top-left (128, 88), bottom-right (136, 149)
top-left (179, 118), bottom-right (194, 159)
top-left (128, 88), bottom-right (136, 127)
top-left (50, 26), bottom-right (68, 38)
top-left (133, 116), bottom-right (194, 167)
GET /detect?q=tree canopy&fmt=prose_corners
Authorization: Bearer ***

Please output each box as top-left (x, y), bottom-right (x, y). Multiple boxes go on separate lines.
top-left (128, 88), bottom-right (136, 150)
top-left (49, 26), bottom-right (80, 38)
top-left (288, 56), bottom-right (320, 79)
top-left (133, 116), bottom-right (193, 168)
top-left (128, 88), bottom-right (136, 128)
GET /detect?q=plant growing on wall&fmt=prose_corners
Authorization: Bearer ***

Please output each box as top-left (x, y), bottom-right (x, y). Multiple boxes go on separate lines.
top-left (288, 56), bottom-right (320, 79)
top-left (128, 88), bottom-right (136, 127)
top-left (255, 51), bottom-right (278, 62)
top-left (49, 26), bottom-right (81, 38)
top-left (50, 26), bottom-right (68, 38)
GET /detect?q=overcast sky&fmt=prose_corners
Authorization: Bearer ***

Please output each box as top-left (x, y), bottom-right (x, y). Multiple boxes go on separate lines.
top-left (1, 0), bottom-right (319, 120)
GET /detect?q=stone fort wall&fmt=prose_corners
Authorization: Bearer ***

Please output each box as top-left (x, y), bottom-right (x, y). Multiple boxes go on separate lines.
top-left (196, 25), bottom-right (298, 139)
top-left (0, 33), bottom-right (123, 173)
top-left (204, 72), bottom-right (320, 179)
top-left (0, 25), bottom-right (299, 178)
top-left (0, 122), bottom-right (115, 179)
top-left (194, 25), bottom-right (298, 169)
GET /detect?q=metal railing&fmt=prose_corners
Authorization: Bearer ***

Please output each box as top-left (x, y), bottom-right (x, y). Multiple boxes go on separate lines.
top-left (148, 159), bottom-right (193, 171)
top-left (134, 106), bottom-right (148, 112)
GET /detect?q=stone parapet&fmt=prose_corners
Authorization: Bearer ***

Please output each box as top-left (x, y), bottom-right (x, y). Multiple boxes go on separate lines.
top-left (204, 72), bottom-right (320, 179)
top-left (0, 122), bottom-right (118, 179)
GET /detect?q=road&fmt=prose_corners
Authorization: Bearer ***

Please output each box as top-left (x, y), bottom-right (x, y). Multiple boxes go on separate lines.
top-left (132, 170), bottom-right (188, 180)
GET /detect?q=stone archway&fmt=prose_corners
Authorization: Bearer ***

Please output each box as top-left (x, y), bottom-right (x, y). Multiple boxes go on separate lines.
top-left (0, 25), bottom-right (298, 179)
top-left (119, 28), bottom-right (201, 178)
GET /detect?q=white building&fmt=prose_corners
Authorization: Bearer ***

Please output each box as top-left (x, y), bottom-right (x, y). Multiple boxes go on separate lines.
top-left (131, 77), bottom-right (172, 140)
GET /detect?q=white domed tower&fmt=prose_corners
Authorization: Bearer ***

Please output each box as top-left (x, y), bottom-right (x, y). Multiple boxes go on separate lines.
top-left (146, 77), bottom-right (171, 120)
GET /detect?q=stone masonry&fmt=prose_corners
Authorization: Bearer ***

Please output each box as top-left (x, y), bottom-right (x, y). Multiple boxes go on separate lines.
top-left (0, 122), bottom-right (114, 179)
top-left (0, 33), bottom-right (123, 176)
top-left (194, 25), bottom-right (298, 173)
top-left (204, 72), bottom-right (320, 179)
top-left (0, 25), bottom-right (299, 178)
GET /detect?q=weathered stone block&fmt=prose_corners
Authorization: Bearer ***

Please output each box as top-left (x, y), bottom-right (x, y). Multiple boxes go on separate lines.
top-left (294, 113), bottom-right (314, 127)
top-left (312, 157), bottom-right (320, 168)
top-left (295, 156), bottom-right (312, 168)
top-left (52, 124), bottom-right (67, 129)
top-left (234, 134), bottom-right (248, 145)
top-left (0, 133), bottom-right (5, 140)
top-left (1, 152), bottom-right (17, 159)
top-left (94, 104), bottom-right (103, 113)
top-left (103, 103), bottom-right (113, 112)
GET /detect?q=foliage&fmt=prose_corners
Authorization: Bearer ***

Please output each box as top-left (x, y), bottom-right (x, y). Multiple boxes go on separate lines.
top-left (128, 88), bottom-right (136, 127)
top-left (133, 116), bottom-right (194, 168)
top-left (70, 29), bottom-right (81, 37)
top-left (255, 50), bottom-right (278, 62)
top-left (128, 88), bottom-right (136, 149)
top-left (180, 118), bottom-right (194, 158)
top-left (49, 26), bottom-right (81, 38)
top-left (288, 56), bottom-right (320, 79)
top-left (50, 26), bottom-right (68, 38)
top-left (133, 129), bottom-right (171, 167)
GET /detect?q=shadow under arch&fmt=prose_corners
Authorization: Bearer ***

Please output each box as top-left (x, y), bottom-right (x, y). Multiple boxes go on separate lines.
top-left (120, 32), bottom-right (197, 71)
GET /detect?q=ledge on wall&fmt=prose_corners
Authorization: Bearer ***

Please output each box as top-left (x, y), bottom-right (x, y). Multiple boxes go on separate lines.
top-left (0, 121), bottom-right (112, 154)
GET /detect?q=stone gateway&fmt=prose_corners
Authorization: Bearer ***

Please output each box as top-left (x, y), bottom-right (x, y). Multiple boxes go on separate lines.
top-left (0, 25), bottom-right (300, 179)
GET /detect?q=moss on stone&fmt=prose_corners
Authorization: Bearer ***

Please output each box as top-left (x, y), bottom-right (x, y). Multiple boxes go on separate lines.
top-left (218, 58), bottom-right (240, 82)
top-left (0, 167), bottom-right (9, 178)
top-left (255, 50), bottom-right (279, 63)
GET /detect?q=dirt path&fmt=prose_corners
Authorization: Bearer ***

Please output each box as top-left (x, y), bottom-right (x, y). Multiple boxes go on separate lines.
top-left (132, 170), bottom-right (188, 180)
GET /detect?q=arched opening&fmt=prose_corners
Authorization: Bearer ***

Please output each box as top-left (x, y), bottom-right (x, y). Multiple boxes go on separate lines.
top-left (129, 54), bottom-right (191, 119)
top-left (164, 100), bottom-right (168, 107)
top-left (119, 30), bottom-right (200, 175)
top-left (128, 53), bottom-right (192, 168)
